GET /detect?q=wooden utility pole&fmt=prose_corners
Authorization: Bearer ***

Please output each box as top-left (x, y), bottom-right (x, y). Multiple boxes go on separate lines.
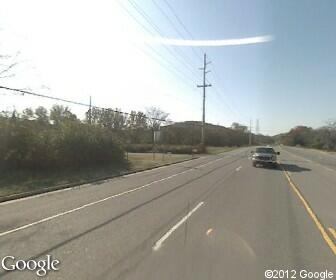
top-left (197, 53), bottom-right (212, 146)
top-left (89, 96), bottom-right (92, 124)
top-left (249, 119), bottom-right (252, 145)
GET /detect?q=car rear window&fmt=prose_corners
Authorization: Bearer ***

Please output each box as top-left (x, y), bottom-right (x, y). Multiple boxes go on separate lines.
top-left (256, 147), bottom-right (275, 154)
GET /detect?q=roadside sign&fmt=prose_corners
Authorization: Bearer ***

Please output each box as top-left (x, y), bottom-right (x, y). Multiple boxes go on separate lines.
top-left (154, 131), bottom-right (161, 143)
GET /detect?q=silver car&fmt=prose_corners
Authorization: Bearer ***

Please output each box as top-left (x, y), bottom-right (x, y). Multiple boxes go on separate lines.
top-left (251, 146), bottom-right (280, 168)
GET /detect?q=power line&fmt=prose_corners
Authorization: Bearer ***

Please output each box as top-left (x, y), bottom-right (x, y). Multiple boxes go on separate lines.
top-left (151, 0), bottom-right (189, 42)
top-left (138, 1), bottom-right (244, 122)
top-left (2, 85), bottom-right (275, 135)
top-left (151, 0), bottom-right (202, 70)
top-left (2, 85), bottom-right (251, 132)
top-left (0, 86), bottom-right (171, 123)
top-left (161, 0), bottom-right (204, 60)
top-left (149, 3), bottom-right (240, 129)
top-left (211, 87), bottom-right (250, 125)
top-left (137, 42), bottom-right (195, 86)
top-left (116, 0), bottom-right (196, 86)
top-left (119, 0), bottom-right (245, 131)
top-left (140, 0), bottom-right (201, 79)
top-left (210, 65), bottom-right (250, 122)
top-left (150, 1), bottom-right (247, 124)
top-left (122, 0), bottom-right (200, 81)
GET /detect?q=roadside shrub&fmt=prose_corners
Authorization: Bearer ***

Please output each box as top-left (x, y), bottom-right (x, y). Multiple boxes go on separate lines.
top-left (157, 145), bottom-right (195, 154)
top-left (126, 144), bottom-right (203, 154)
top-left (0, 117), bottom-right (125, 171)
top-left (126, 144), bottom-right (153, 153)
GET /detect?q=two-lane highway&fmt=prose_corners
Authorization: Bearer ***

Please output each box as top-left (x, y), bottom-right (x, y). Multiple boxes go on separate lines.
top-left (0, 147), bottom-right (335, 279)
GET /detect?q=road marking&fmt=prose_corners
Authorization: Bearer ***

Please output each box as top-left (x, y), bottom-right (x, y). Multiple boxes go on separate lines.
top-left (329, 228), bottom-right (336, 240)
top-left (153, 201), bottom-right (204, 251)
top-left (281, 166), bottom-right (336, 256)
top-left (325, 167), bottom-right (334, 172)
top-left (0, 156), bottom-right (226, 237)
top-left (282, 149), bottom-right (334, 172)
top-left (206, 228), bottom-right (213, 236)
top-left (0, 172), bottom-right (190, 238)
top-left (197, 158), bottom-right (223, 168)
top-left (1, 157), bottom-right (211, 206)
top-left (236, 166), bottom-right (242, 172)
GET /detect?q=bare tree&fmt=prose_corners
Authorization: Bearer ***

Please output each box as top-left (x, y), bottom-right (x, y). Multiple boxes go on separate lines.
top-left (145, 107), bottom-right (169, 131)
top-left (146, 107), bottom-right (169, 145)
top-left (326, 119), bottom-right (336, 130)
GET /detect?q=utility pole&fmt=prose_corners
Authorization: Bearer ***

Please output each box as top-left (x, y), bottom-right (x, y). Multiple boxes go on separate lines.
top-left (89, 96), bottom-right (92, 124)
top-left (249, 119), bottom-right (252, 146)
top-left (197, 53), bottom-right (212, 146)
top-left (256, 119), bottom-right (260, 135)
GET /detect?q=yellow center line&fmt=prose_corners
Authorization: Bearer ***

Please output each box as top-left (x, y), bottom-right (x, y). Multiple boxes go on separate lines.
top-left (329, 228), bottom-right (336, 240)
top-left (280, 164), bottom-right (336, 256)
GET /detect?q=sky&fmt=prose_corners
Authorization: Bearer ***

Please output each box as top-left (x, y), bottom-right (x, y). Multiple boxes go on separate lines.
top-left (1, 0), bottom-right (336, 135)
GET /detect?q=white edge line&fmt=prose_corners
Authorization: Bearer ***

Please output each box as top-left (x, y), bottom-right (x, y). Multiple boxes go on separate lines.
top-left (1, 156), bottom-right (208, 206)
top-left (0, 170), bottom-right (191, 237)
top-left (153, 201), bottom-right (204, 251)
top-left (3, 150), bottom-right (241, 206)
top-left (0, 155), bottom-right (226, 237)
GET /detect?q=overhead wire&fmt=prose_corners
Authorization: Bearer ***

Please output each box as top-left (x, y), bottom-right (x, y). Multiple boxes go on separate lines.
top-left (161, 0), bottom-right (204, 60)
top-left (0, 86), bottom-right (172, 123)
top-left (151, 0), bottom-right (203, 74)
top-left (149, 1), bottom-right (246, 124)
top-left (121, 0), bottom-right (199, 82)
top-left (116, 0), bottom-right (195, 88)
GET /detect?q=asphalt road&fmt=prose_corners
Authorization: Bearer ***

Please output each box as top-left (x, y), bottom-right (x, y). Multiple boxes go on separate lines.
top-left (0, 146), bottom-right (335, 280)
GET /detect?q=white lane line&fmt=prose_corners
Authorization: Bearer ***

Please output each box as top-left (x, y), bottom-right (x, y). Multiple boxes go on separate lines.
top-left (153, 201), bottom-right (204, 251)
top-left (206, 228), bottom-right (213, 236)
top-left (198, 158), bottom-right (223, 168)
top-left (236, 166), bottom-right (242, 172)
top-left (0, 156), bottom-right (225, 237)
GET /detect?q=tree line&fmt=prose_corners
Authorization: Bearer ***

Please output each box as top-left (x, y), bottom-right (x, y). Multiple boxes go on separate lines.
top-left (0, 105), bottom-right (125, 171)
top-left (0, 104), bottom-right (274, 171)
top-left (0, 105), bottom-right (174, 171)
top-left (279, 122), bottom-right (336, 150)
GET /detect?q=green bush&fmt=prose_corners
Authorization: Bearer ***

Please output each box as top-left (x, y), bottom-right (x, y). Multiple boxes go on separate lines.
top-left (126, 144), bottom-right (203, 154)
top-left (0, 117), bottom-right (125, 171)
top-left (126, 144), bottom-right (153, 153)
top-left (157, 145), bottom-right (198, 154)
